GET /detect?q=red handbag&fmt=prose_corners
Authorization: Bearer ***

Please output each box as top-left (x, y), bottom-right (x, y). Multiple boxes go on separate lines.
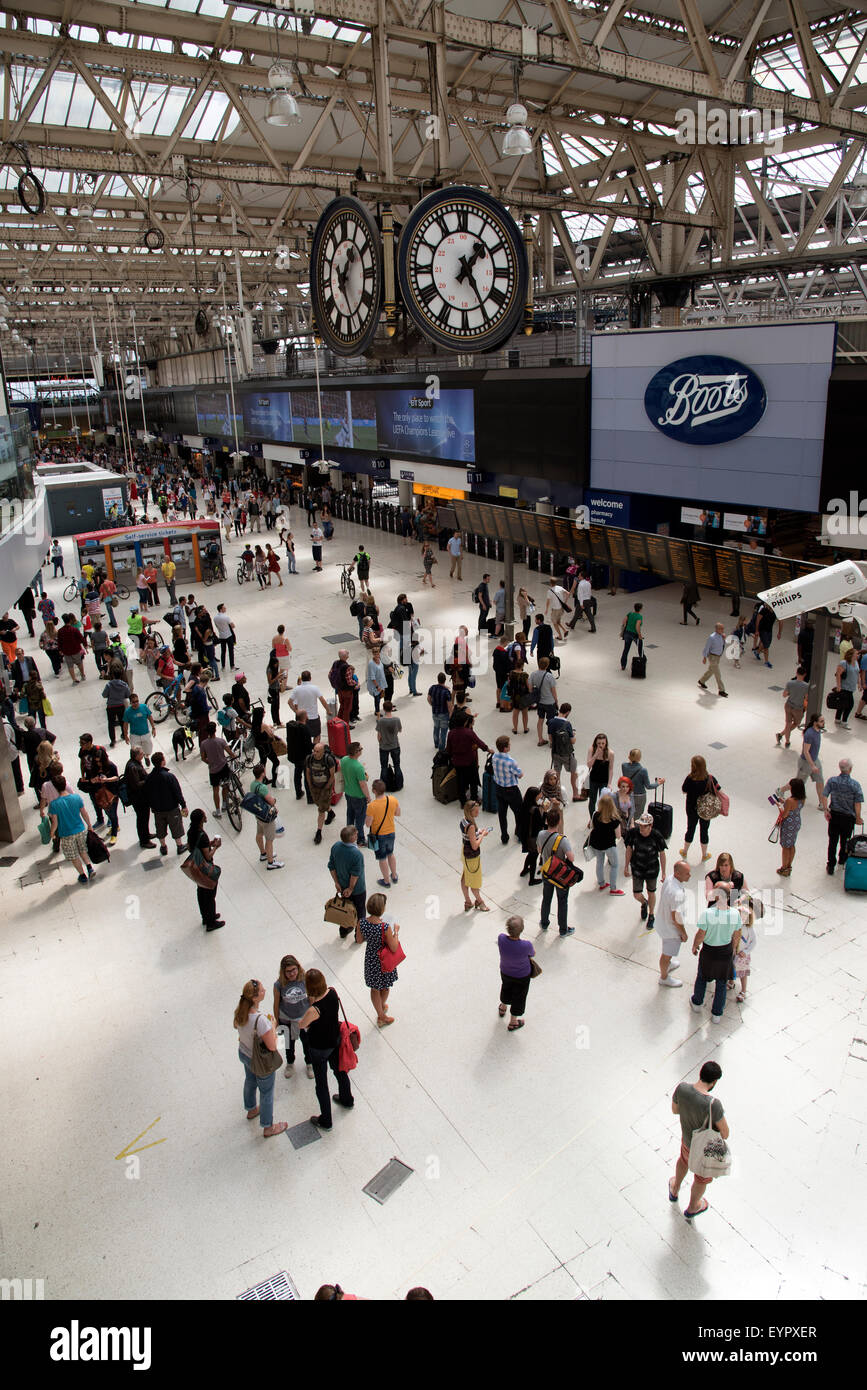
top-left (337, 996), bottom-right (361, 1072)
top-left (379, 922), bottom-right (406, 973)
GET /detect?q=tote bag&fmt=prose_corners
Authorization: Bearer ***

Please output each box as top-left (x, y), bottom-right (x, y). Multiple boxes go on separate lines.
top-left (687, 1099), bottom-right (732, 1180)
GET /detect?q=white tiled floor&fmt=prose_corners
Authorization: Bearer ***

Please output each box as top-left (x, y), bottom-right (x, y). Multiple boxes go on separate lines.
top-left (2, 516), bottom-right (867, 1302)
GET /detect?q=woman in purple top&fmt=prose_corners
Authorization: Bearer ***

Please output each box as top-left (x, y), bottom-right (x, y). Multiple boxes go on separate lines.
top-left (497, 915), bottom-right (535, 1031)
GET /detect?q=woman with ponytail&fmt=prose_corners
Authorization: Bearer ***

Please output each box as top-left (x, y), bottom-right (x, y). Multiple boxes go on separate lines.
top-left (233, 979), bottom-right (288, 1138)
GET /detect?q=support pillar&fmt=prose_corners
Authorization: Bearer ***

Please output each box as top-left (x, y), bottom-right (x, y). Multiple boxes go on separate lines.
top-left (0, 730), bottom-right (25, 843)
top-left (806, 610), bottom-right (832, 722)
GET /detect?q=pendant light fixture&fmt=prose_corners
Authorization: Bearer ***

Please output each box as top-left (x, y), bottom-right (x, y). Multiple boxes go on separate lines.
top-left (502, 63), bottom-right (533, 158)
top-left (264, 19), bottom-right (301, 126)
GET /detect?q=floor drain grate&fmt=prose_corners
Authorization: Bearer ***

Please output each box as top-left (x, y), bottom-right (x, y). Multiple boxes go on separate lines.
top-left (286, 1121), bottom-right (321, 1150)
top-left (323, 632), bottom-right (359, 644)
top-left (142, 860), bottom-right (163, 871)
top-left (0, 855), bottom-right (18, 867)
top-left (768, 685), bottom-right (784, 692)
top-left (18, 869), bottom-right (41, 888)
top-left (237, 1270), bottom-right (300, 1301)
top-left (363, 1157), bottom-right (414, 1205)
top-left (709, 741), bottom-right (727, 750)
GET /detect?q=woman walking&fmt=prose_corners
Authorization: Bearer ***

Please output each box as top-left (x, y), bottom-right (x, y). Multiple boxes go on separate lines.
top-left (586, 733), bottom-right (615, 817)
top-left (680, 754), bottom-right (722, 863)
top-left (186, 807), bottom-right (224, 931)
top-left (620, 748), bottom-right (664, 820)
top-left (587, 792), bottom-right (624, 895)
top-left (508, 662), bottom-right (532, 736)
top-left (611, 776), bottom-right (635, 830)
top-left (518, 784), bottom-right (544, 884)
top-left (233, 980), bottom-right (288, 1138)
top-left (297, 968), bottom-right (355, 1129)
top-left (680, 581), bottom-right (700, 625)
top-left (497, 915), bottom-right (535, 1031)
top-left (460, 800), bottom-right (491, 911)
top-left (517, 588), bottom-right (535, 639)
top-left (833, 647), bottom-right (859, 727)
top-left (775, 777), bottom-right (806, 876)
top-left (797, 713), bottom-right (827, 810)
top-left (356, 891), bottom-right (402, 1026)
top-left (273, 956), bottom-right (312, 1077)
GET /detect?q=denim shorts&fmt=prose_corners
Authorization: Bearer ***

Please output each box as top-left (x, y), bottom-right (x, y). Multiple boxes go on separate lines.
top-left (373, 832), bottom-right (395, 857)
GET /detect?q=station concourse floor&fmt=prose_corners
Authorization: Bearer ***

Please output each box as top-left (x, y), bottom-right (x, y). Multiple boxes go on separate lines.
top-left (2, 518), bottom-right (866, 1303)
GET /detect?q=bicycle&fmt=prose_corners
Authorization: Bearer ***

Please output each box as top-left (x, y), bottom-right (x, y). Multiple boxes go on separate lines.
top-left (225, 728), bottom-right (255, 769)
top-left (337, 562), bottom-right (356, 600)
top-left (63, 577), bottom-right (130, 603)
top-left (202, 559), bottom-right (226, 586)
top-left (221, 765), bottom-right (245, 832)
top-left (237, 561), bottom-right (254, 586)
top-left (146, 673), bottom-right (186, 725)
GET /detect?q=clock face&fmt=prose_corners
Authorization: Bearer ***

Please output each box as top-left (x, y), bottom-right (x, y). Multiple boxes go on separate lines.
top-left (310, 197), bottom-right (382, 356)
top-left (398, 186), bottom-right (527, 352)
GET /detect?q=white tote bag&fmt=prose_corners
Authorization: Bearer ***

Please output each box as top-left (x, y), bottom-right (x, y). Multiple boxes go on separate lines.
top-left (687, 1099), bottom-right (732, 1180)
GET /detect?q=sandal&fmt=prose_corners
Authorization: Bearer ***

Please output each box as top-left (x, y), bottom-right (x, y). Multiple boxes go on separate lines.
top-left (498, 1003), bottom-right (508, 1016)
top-left (377, 1016), bottom-right (394, 1027)
top-left (246, 1107), bottom-right (260, 1120)
top-left (474, 901), bottom-right (490, 911)
top-left (684, 1199), bottom-right (709, 1219)
top-left (507, 1019), bottom-right (525, 1031)
top-left (463, 902), bottom-right (474, 912)
top-left (263, 1122), bottom-right (288, 1138)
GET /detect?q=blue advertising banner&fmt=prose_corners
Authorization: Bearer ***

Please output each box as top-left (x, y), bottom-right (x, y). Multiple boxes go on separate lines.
top-left (644, 355), bottom-right (767, 446)
top-left (585, 489), bottom-right (631, 527)
top-left (243, 390), bottom-right (292, 442)
top-left (375, 388), bottom-right (475, 462)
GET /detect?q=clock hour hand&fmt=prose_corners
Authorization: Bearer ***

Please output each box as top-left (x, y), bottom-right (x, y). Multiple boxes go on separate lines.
top-left (457, 255), bottom-right (488, 318)
top-left (336, 246), bottom-right (357, 296)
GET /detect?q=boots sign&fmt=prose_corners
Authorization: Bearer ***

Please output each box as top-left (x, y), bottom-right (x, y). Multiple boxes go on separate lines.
top-left (644, 355), bottom-right (767, 446)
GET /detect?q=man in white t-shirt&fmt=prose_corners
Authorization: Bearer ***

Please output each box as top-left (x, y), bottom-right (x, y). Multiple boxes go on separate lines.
top-left (655, 862), bottom-right (691, 987)
top-left (545, 580), bottom-right (571, 640)
top-left (447, 531), bottom-right (463, 580)
top-left (568, 574), bottom-right (596, 633)
top-left (289, 670), bottom-right (330, 740)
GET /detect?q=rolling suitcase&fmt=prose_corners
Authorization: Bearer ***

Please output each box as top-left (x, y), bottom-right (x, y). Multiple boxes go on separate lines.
top-left (631, 654), bottom-right (647, 679)
top-left (384, 765), bottom-right (404, 793)
top-left (482, 755), bottom-right (498, 814)
top-left (327, 716), bottom-right (350, 759)
top-left (432, 751), bottom-right (460, 804)
top-left (844, 835), bottom-right (867, 891)
top-left (648, 786), bottom-right (673, 840)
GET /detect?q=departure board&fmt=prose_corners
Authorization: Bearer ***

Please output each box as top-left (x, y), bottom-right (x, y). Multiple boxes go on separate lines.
top-left (715, 548), bottom-right (739, 594)
top-left (691, 543), bottom-right (717, 588)
top-left (492, 506), bottom-right (512, 542)
top-left (739, 552), bottom-right (769, 597)
top-left (553, 516), bottom-right (576, 553)
top-left (574, 525), bottom-right (594, 560)
top-left (458, 500), bottom-right (482, 535)
top-left (667, 537), bottom-right (695, 585)
top-left (626, 531), bottom-right (649, 571)
top-left (607, 529), bottom-right (630, 569)
top-left (505, 508), bottom-right (529, 545)
top-left (536, 515), bottom-right (557, 550)
top-left (766, 557), bottom-right (794, 589)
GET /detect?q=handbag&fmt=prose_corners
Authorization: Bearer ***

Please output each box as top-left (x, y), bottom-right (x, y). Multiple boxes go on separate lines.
top-left (324, 894), bottom-right (358, 929)
top-left (768, 817), bottom-right (782, 843)
top-left (696, 777), bottom-right (723, 821)
top-left (42, 697), bottom-right (54, 717)
top-left (379, 922), bottom-right (406, 973)
top-left (337, 995), bottom-right (361, 1073)
top-left (93, 785), bottom-right (117, 810)
top-left (718, 789), bottom-right (730, 817)
top-left (38, 814), bottom-right (52, 845)
top-left (529, 957), bottom-right (542, 978)
top-left (270, 735), bottom-right (288, 756)
top-left (582, 836), bottom-right (596, 863)
top-left (249, 1018), bottom-right (283, 1079)
top-left (687, 1099), bottom-right (732, 1180)
top-left (86, 828), bottom-right (111, 863)
top-left (826, 689), bottom-right (841, 709)
top-left (367, 796), bottom-right (390, 855)
top-left (240, 791), bottom-right (277, 823)
top-left (180, 855), bottom-right (218, 890)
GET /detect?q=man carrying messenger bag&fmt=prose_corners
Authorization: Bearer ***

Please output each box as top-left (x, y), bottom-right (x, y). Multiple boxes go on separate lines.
top-left (326, 826), bottom-right (367, 938)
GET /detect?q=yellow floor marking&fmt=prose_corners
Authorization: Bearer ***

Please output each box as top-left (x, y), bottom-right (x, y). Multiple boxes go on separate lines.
top-left (114, 1117), bottom-right (167, 1160)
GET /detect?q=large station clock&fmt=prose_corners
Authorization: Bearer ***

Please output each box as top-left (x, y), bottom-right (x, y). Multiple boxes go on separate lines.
top-left (397, 186), bottom-right (527, 352)
top-left (310, 196), bottom-right (383, 356)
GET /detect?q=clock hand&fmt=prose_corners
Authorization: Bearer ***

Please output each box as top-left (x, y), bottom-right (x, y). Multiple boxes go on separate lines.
top-left (464, 240), bottom-right (487, 273)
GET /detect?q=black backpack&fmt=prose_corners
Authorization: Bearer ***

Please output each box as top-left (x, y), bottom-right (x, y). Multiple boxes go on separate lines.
top-left (551, 725), bottom-right (573, 761)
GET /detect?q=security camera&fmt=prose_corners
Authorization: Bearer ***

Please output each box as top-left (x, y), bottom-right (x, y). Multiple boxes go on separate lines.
top-left (758, 559), bottom-right (867, 618)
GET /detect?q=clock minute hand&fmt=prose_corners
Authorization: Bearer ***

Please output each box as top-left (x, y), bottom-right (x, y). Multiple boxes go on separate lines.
top-left (457, 256), bottom-right (488, 318)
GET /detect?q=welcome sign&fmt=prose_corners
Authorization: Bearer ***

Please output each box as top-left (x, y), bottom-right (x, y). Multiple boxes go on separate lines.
top-left (644, 355), bottom-right (767, 445)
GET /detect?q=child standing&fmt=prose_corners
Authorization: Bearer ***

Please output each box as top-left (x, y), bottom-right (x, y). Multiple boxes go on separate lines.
top-left (733, 893), bottom-right (757, 1002)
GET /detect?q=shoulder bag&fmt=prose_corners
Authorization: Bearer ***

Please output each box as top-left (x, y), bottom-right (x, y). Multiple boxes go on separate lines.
top-left (368, 796), bottom-right (390, 856)
top-left (324, 894), bottom-right (358, 930)
top-left (529, 957), bottom-right (542, 978)
top-left (337, 995), bottom-right (361, 1073)
top-left (249, 1014), bottom-right (283, 1079)
top-left (687, 1099), bottom-right (732, 1180)
top-left (240, 790), bottom-right (277, 823)
top-left (696, 777), bottom-right (723, 821)
top-left (180, 854), bottom-right (219, 890)
top-left (540, 833), bottom-right (583, 889)
top-left (379, 922), bottom-right (406, 973)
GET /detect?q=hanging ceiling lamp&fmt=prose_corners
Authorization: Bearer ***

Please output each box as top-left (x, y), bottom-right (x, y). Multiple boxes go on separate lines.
top-left (266, 60), bottom-right (300, 125)
top-left (502, 63), bottom-right (533, 157)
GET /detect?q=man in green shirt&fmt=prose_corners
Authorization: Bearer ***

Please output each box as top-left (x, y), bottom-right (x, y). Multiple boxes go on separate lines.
top-left (249, 762), bottom-right (284, 870)
top-left (341, 740), bottom-right (370, 847)
top-left (620, 602), bottom-right (643, 671)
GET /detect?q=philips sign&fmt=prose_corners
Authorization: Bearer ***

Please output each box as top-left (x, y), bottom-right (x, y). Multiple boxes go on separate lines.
top-left (644, 355), bottom-right (767, 446)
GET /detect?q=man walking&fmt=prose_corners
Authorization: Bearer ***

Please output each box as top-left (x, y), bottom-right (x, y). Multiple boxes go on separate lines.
top-left (698, 621), bottom-right (728, 696)
top-left (101, 670), bottom-right (131, 748)
top-left (619, 602), bottom-right (644, 671)
top-left (447, 531), bottom-right (463, 580)
top-left (305, 741), bottom-right (337, 844)
top-left (536, 807), bottom-right (576, 936)
top-left (341, 740), bottom-right (370, 845)
top-left (145, 751), bottom-right (188, 855)
top-left (491, 734), bottom-right (523, 843)
top-left (824, 757), bottom-right (863, 874)
top-left (669, 1061), bottom-right (729, 1219)
top-left (474, 574), bottom-right (492, 635)
top-left (623, 811), bottom-right (668, 931)
top-left (654, 862), bottom-right (690, 987)
top-left (568, 572), bottom-right (596, 633)
top-left (122, 691), bottom-right (156, 766)
top-left (124, 745), bottom-right (155, 848)
top-left (285, 708), bottom-right (313, 801)
top-left (545, 579), bottom-right (571, 641)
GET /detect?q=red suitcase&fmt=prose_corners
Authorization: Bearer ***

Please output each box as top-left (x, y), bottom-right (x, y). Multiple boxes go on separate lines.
top-left (327, 716), bottom-right (350, 758)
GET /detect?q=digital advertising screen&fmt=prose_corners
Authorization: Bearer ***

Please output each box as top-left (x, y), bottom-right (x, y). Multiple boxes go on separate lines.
top-left (349, 389), bottom-right (377, 451)
top-left (375, 388), bottom-right (475, 462)
top-left (242, 391), bottom-right (292, 442)
top-left (724, 510), bottom-right (767, 536)
top-left (195, 390), bottom-right (241, 438)
top-left (288, 388), bottom-right (352, 446)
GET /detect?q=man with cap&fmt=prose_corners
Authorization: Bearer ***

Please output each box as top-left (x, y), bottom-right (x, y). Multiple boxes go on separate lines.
top-left (623, 810), bottom-right (668, 931)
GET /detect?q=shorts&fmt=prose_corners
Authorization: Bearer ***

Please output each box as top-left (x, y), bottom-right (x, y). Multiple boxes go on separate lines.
top-left (657, 935), bottom-right (682, 958)
top-left (797, 755), bottom-right (823, 785)
top-left (154, 808), bottom-right (183, 841)
top-left (680, 1141), bottom-right (711, 1187)
top-left (129, 733), bottom-right (153, 758)
top-left (209, 766), bottom-right (230, 788)
top-left (60, 830), bottom-right (88, 862)
top-left (552, 753), bottom-right (578, 774)
top-left (785, 703), bottom-right (803, 720)
top-left (64, 653), bottom-right (84, 671)
top-left (373, 831), bottom-right (395, 858)
top-left (312, 545), bottom-right (322, 561)
top-left (632, 874), bottom-right (658, 894)
top-left (257, 818), bottom-right (277, 843)
top-left (310, 783), bottom-right (332, 813)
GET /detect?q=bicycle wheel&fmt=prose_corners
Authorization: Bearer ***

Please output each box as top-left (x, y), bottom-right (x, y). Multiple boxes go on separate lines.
top-left (236, 564), bottom-right (245, 586)
top-left (238, 739), bottom-right (255, 769)
top-left (346, 576), bottom-right (356, 600)
top-left (340, 570), bottom-right (348, 595)
top-left (63, 580), bottom-right (78, 602)
top-left (206, 685), bottom-right (218, 711)
top-left (202, 567), bottom-right (214, 588)
top-left (115, 583), bottom-right (130, 600)
top-left (224, 774), bottom-right (243, 832)
top-left (146, 691), bottom-right (169, 724)
top-left (173, 702), bottom-right (192, 728)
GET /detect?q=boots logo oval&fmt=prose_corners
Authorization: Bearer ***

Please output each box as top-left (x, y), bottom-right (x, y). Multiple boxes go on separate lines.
top-left (644, 355), bottom-right (767, 445)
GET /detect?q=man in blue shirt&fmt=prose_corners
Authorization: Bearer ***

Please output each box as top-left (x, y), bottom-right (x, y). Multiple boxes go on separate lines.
top-left (491, 734), bottom-right (523, 843)
top-left (327, 826), bottom-right (366, 936)
top-left (824, 757), bottom-right (863, 873)
top-left (427, 672), bottom-right (453, 750)
top-left (698, 622), bottom-right (728, 696)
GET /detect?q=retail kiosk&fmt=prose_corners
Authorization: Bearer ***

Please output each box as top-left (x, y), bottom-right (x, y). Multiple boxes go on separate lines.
top-left (72, 518), bottom-right (222, 585)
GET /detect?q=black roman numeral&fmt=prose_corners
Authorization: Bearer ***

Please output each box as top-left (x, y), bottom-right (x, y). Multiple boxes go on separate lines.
top-left (432, 214), bottom-right (449, 238)
top-left (417, 280), bottom-right (438, 305)
top-left (488, 285), bottom-right (507, 308)
top-left (455, 207), bottom-right (469, 232)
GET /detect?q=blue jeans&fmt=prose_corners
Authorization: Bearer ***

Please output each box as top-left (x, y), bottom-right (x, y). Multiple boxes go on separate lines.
top-left (691, 969), bottom-right (728, 1018)
top-left (307, 1044), bottom-right (353, 1127)
top-left (239, 1048), bottom-right (275, 1129)
top-left (346, 794), bottom-right (367, 843)
top-left (620, 632), bottom-right (642, 669)
top-left (105, 602), bottom-right (117, 628)
top-left (594, 846), bottom-right (618, 887)
top-left (287, 553), bottom-right (296, 573)
top-left (408, 661), bottom-right (419, 695)
top-left (433, 713), bottom-right (449, 750)
top-left (540, 879), bottom-right (570, 931)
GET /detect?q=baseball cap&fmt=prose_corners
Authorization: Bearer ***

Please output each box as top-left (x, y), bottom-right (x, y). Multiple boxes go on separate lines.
top-left (637, 812), bottom-right (653, 826)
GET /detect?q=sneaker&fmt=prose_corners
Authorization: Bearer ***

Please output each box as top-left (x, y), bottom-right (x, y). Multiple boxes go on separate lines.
top-left (640, 901), bottom-right (648, 920)
top-left (679, 847), bottom-right (688, 859)
top-left (314, 829), bottom-right (322, 844)
top-left (701, 852), bottom-right (712, 862)
top-left (266, 860), bottom-right (285, 870)
top-left (718, 691), bottom-right (729, 697)
top-left (275, 826), bottom-right (285, 834)
top-left (669, 958), bottom-right (681, 970)
top-left (764, 662), bottom-right (772, 669)
top-left (501, 835), bottom-right (509, 845)
top-left (559, 927), bottom-right (575, 936)
top-left (689, 1000), bottom-right (704, 1012)
top-left (159, 844), bottom-right (168, 856)
top-left (324, 810), bottom-right (335, 825)
top-left (108, 835), bottom-right (117, 845)
top-left (659, 975), bottom-right (683, 988)
top-left (213, 810), bottom-right (222, 819)
top-left (77, 873), bottom-right (88, 884)
top-left (710, 1013), bottom-right (723, 1025)
top-left (391, 873), bottom-right (399, 883)
top-left (646, 913), bottom-right (655, 931)
top-left (284, 1062), bottom-right (294, 1076)
top-left (609, 888), bottom-right (625, 896)
top-left (539, 922), bottom-right (549, 931)
top-left (332, 1095), bottom-right (354, 1108)
top-left (86, 865), bottom-right (94, 879)
top-left (597, 882), bottom-right (609, 891)
top-left (826, 864), bottom-right (835, 874)
top-left (259, 853), bottom-right (268, 862)
top-left (205, 921), bottom-right (224, 932)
